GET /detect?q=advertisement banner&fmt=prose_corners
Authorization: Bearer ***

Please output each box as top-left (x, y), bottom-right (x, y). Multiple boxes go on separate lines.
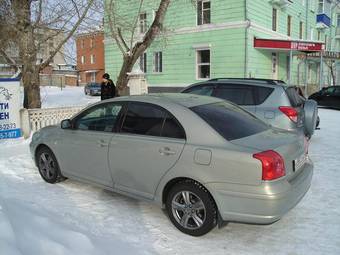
top-left (0, 78), bottom-right (22, 139)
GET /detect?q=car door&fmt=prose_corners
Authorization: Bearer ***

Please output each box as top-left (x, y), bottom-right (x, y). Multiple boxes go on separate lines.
top-left (329, 87), bottom-right (340, 108)
top-left (319, 87), bottom-right (336, 107)
top-left (212, 84), bottom-right (256, 113)
top-left (108, 102), bottom-right (186, 200)
top-left (56, 102), bottom-right (124, 187)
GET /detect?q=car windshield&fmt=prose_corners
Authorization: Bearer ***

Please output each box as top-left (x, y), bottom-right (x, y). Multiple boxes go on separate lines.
top-left (190, 102), bottom-right (269, 141)
top-left (89, 83), bottom-right (100, 88)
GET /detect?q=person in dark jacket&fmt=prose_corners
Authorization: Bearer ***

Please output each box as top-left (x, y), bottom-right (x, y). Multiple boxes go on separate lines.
top-left (101, 73), bottom-right (116, 100)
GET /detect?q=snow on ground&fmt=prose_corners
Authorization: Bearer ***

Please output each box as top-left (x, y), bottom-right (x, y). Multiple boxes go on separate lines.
top-left (38, 86), bottom-right (99, 108)
top-left (1, 86), bottom-right (340, 254)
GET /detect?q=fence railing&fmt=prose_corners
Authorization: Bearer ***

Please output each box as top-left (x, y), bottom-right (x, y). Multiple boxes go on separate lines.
top-left (20, 106), bottom-right (85, 137)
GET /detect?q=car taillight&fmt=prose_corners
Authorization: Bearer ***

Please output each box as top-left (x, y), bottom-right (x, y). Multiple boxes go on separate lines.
top-left (253, 150), bottom-right (286, 181)
top-left (279, 106), bottom-right (298, 123)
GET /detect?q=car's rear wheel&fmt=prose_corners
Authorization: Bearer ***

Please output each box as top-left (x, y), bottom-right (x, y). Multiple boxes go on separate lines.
top-left (304, 99), bottom-right (318, 137)
top-left (36, 147), bottom-right (64, 184)
top-left (166, 180), bottom-right (217, 236)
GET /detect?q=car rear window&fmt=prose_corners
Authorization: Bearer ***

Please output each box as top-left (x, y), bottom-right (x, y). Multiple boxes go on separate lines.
top-left (213, 85), bottom-right (255, 105)
top-left (191, 102), bottom-right (269, 141)
top-left (256, 86), bottom-right (274, 104)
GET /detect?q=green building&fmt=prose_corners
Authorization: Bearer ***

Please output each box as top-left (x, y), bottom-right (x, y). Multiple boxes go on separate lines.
top-left (104, 0), bottom-right (340, 94)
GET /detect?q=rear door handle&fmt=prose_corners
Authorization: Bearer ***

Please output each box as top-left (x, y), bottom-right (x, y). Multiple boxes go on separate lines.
top-left (159, 147), bottom-right (176, 156)
top-left (97, 140), bottom-right (108, 147)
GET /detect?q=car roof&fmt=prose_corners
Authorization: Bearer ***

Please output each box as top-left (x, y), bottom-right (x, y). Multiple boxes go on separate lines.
top-left (183, 78), bottom-right (288, 91)
top-left (107, 93), bottom-right (223, 108)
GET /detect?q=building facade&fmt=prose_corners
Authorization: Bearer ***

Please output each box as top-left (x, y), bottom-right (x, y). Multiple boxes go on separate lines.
top-left (104, 0), bottom-right (340, 94)
top-left (76, 31), bottom-right (105, 86)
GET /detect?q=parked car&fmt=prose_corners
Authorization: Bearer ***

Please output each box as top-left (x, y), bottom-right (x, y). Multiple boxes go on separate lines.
top-left (84, 82), bottom-right (101, 96)
top-left (30, 94), bottom-right (313, 236)
top-left (182, 78), bottom-right (318, 138)
top-left (309, 86), bottom-right (340, 110)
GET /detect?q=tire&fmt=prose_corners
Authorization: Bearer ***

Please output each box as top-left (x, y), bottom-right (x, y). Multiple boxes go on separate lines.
top-left (166, 180), bottom-right (217, 236)
top-left (36, 147), bottom-right (64, 184)
top-left (304, 99), bottom-right (318, 137)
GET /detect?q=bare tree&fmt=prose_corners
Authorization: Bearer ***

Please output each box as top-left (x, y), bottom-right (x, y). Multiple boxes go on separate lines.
top-left (0, 0), bottom-right (97, 108)
top-left (106, 0), bottom-right (171, 95)
top-left (325, 59), bottom-right (337, 87)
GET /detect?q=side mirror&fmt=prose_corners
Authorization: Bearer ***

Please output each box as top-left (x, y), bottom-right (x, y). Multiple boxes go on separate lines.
top-left (61, 119), bottom-right (72, 129)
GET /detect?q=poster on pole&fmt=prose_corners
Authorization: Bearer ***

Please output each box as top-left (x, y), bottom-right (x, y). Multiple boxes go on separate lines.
top-left (0, 78), bottom-right (22, 140)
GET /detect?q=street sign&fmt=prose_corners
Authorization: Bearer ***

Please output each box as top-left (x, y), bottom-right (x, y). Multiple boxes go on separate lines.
top-left (0, 78), bottom-right (22, 139)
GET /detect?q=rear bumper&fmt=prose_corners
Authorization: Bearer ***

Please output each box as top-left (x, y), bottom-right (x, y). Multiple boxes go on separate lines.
top-left (206, 159), bottom-right (313, 224)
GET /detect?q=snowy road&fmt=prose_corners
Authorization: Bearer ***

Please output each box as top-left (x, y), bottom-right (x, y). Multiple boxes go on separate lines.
top-left (1, 108), bottom-right (340, 255)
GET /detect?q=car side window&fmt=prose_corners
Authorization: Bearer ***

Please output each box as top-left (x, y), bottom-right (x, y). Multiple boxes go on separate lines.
top-left (162, 114), bottom-right (186, 139)
top-left (74, 103), bottom-right (123, 132)
top-left (183, 85), bottom-right (214, 96)
top-left (334, 87), bottom-right (340, 96)
top-left (213, 85), bottom-right (255, 105)
top-left (121, 103), bottom-right (165, 136)
top-left (322, 87), bottom-right (336, 95)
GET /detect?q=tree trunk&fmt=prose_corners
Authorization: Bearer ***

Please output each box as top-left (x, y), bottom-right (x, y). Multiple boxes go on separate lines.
top-left (116, 55), bottom-right (137, 96)
top-left (22, 67), bottom-right (41, 109)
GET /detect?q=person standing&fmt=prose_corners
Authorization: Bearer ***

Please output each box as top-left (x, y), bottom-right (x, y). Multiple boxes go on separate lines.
top-left (101, 73), bottom-right (116, 100)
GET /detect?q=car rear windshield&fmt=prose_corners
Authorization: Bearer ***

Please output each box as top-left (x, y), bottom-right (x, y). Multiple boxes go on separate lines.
top-left (191, 102), bottom-right (269, 141)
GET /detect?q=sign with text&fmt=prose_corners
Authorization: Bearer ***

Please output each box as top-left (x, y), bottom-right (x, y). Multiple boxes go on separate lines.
top-left (254, 38), bottom-right (324, 52)
top-left (0, 78), bottom-right (22, 139)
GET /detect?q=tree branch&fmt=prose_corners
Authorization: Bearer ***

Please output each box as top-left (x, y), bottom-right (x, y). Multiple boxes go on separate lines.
top-left (130, 0), bottom-right (144, 49)
top-left (39, 0), bottom-right (95, 70)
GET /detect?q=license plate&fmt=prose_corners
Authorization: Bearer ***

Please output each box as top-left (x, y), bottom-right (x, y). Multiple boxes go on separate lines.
top-left (294, 154), bottom-right (307, 172)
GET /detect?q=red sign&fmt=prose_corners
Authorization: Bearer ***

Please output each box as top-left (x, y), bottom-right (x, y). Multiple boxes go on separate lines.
top-left (254, 38), bottom-right (324, 52)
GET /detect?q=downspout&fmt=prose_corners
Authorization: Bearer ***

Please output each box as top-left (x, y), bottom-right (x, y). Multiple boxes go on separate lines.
top-left (244, 0), bottom-right (250, 78)
top-left (304, 0), bottom-right (309, 94)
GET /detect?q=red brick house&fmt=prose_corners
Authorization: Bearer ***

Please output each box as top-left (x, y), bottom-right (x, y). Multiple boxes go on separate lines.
top-left (76, 31), bottom-right (104, 85)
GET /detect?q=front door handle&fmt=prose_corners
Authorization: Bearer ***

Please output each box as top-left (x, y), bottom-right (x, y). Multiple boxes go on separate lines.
top-left (97, 140), bottom-right (108, 147)
top-left (159, 147), bottom-right (176, 156)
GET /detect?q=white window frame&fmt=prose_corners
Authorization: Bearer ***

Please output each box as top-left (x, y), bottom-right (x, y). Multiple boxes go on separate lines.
top-left (90, 38), bottom-right (94, 48)
top-left (90, 54), bottom-right (95, 64)
top-left (139, 12), bottom-right (147, 34)
top-left (153, 51), bottom-right (162, 73)
top-left (81, 55), bottom-right (85, 64)
top-left (272, 8), bottom-right (278, 32)
top-left (196, 48), bottom-right (210, 80)
top-left (139, 52), bottom-right (147, 73)
top-left (197, 0), bottom-right (211, 26)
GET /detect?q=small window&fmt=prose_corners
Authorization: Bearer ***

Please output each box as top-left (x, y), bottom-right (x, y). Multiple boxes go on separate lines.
top-left (287, 15), bottom-right (292, 36)
top-left (191, 102), bottom-right (268, 141)
top-left (197, 0), bottom-right (211, 25)
top-left (74, 103), bottom-right (123, 132)
top-left (299, 21), bottom-right (304, 39)
top-left (81, 56), bottom-right (85, 64)
top-left (183, 85), bottom-right (214, 96)
top-left (121, 103), bottom-right (165, 137)
top-left (337, 14), bottom-right (340, 27)
top-left (140, 52), bottom-right (147, 73)
top-left (81, 39), bottom-right (85, 49)
top-left (213, 85), bottom-right (255, 105)
top-left (272, 8), bottom-right (277, 31)
top-left (139, 13), bottom-right (147, 33)
top-left (197, 49), bottom-right (210, 79)
top-left (90, 38), bottom-right (95, 48)
top-left (90, 54), bottom-right (95, 64)
top-left (154, 51), bottom-right (162, 73)
top-left (318, 0), bottom-right (324, 14)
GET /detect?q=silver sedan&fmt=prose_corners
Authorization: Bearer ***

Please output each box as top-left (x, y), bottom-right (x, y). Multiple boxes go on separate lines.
top-left (30, 94), bottom-right (313, 236)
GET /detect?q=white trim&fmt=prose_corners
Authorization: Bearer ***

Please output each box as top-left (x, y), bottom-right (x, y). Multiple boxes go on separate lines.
top-left (192, 43), bottom-right (212, 49)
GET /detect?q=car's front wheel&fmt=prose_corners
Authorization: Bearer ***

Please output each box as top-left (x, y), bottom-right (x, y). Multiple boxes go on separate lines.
top-left (166, 180), bottom-right (217, 236)
top-left (36, 147), bottom-right (64, 184)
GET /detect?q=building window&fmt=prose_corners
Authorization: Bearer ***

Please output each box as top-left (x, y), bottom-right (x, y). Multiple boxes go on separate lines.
top-left (197, 49), bottom-right (210, 79)
top-left (286, 56), bottom-right (290, 81)
top-left (272, 8), bottom-right (278, 31)
top-left (299, 21), bottom-right (304, 39)
top-left (310, 27), bottom-right (314, 40)
top-left (139, 52), bottom-right (147, 73)
top-left (90, 38), bottom-right (95, 48)
top-left (325, 34), bottom-right (328, 50)
top-left (90, 54), bottom-right (95, 64)
top-left (81, 56), bottom-right (85, 64)
top-left (287, 15), bottom-right (292, 36)
top-left (197, 0), bottom-right (211, 25)
top-left (318, 30), bottom-right (321, 40)
top-left (318, 0), bottom-right (323, 13)
top-left (337, 14), bottom-right (340, 27)
top-left (139, 13), bottom-right (147, 33)
top-left (81, 39), bottom-right (85, 49)
top-left (154, 51), bottom-right (162, 73)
